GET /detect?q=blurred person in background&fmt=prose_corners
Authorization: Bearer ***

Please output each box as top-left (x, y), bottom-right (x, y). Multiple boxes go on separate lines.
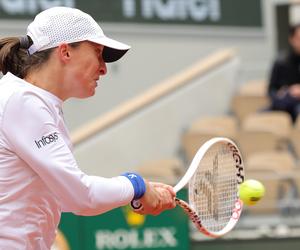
top-left (0, 7), bottom-right (175, 249)
top-left (268, 23), bottom-right (300, 122)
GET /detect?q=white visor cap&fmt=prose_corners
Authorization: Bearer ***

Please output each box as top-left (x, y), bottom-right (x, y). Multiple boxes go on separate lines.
top-left (27, 6), bottom-right (130, 63)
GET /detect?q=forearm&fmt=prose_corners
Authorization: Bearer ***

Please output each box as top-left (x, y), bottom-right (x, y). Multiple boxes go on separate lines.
top-left (72, 175), bottom-right (134, 216)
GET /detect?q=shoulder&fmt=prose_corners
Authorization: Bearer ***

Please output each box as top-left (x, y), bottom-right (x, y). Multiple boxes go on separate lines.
top-left (0, 73), bottom-right (60, 123)
top-left (8, 85), bottom-right (49, 111)
top-left (0, 76), bottom-right (45, 125)
top-left (2, 87), bottom-right (58, 136)
top-left (2, 84), bottom-right (54, 125)
top-left (3, 73), bottom-right (56, 109)
top-left (0, 73), bottom-right (46, 107)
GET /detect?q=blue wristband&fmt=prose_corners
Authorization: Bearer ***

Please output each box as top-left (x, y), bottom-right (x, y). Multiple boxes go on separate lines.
top-left (122, 172), bottom-right (146, 200)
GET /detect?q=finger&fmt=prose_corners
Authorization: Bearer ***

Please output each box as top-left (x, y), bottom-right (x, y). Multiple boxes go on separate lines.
top-left (150, 182), bottom-right (176, 196)
top-left (163, 194), bottom-right (176, 209)
top-left (165, 185), bottom-right (176, 196)
top-left (167, 197), bottom-right (176, 209)
top-left (146, 203), bottom-right (160, 214)
top-left (168, 199), bottom-right (177, 209)
top-left (155, 196), bottom-right (163, 211)
top-left (157, 188), bottom-right (174, 210)
top-left (149, 181), bottom-right (165, 188)
top-left (151, 210), bottom-right (162, 216)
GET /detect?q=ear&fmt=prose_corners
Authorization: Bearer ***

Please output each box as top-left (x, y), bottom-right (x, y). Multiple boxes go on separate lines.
top-left (57, 43), bottom-right (71, 63)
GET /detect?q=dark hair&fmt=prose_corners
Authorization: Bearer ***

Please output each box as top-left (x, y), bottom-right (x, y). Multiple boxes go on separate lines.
top-left (0, 36), bottom-right (80, 79)
top-left (289, 23), bottom-right (300, 37)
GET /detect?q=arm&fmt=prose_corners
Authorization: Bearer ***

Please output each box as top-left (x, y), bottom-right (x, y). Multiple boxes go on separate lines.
top-left (2, 91), bottom-right (134, 216)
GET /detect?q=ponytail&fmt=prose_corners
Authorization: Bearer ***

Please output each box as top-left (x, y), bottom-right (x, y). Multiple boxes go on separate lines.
top-left (0, 36), bottom-right (30, 78)
top-left (0, 36), bottom-right (53, 79)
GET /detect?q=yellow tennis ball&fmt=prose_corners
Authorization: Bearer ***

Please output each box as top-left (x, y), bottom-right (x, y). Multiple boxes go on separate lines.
top-left (239, 179), bottom-right (265, 206)
top-left (127, 212), bottom-right (145, 226)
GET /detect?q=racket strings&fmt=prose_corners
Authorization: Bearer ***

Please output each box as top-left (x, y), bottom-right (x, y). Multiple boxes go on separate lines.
top-left (189, 143), bottom-right (238, 233)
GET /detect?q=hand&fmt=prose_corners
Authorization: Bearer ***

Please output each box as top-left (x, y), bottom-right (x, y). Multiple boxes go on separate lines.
top-left (289, 84), bottom-right (300, 98)
top-left (134, 181), bottom-right (176, 216)
top-left (277, 87), bottom-right (288, 98)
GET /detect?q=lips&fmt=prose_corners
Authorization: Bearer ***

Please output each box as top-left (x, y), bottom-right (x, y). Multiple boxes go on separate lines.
top-left (93, 79), bottom-right (98, 87)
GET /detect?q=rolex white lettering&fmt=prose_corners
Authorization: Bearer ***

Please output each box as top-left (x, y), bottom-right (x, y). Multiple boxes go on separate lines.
top-left (95, 227), bottom-right (178, 249)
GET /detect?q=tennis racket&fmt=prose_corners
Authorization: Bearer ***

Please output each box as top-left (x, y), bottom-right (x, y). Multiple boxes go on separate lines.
top-left (132, 137), bottom-right (245, 238)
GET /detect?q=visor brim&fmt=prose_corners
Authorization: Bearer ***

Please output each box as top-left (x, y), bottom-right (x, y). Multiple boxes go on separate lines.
top-left (89, 36), bottom-right (130, 63)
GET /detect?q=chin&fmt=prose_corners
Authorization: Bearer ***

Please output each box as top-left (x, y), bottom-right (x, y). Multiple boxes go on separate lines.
top-left (87, 90), bottom-right (96, 97)
top-left (76, 92), bottom-right (95, 99)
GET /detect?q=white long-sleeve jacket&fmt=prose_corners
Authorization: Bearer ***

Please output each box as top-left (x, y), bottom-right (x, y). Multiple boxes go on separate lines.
top-left (0, 72), bottom-right (134, 249)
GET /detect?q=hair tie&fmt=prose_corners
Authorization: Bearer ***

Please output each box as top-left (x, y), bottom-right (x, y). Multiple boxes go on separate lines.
top-left (19, 36), bottom-right (30, 49)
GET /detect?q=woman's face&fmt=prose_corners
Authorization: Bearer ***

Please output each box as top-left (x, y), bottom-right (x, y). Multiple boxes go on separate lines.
top-left (63, 41), bottom-right (107, 99)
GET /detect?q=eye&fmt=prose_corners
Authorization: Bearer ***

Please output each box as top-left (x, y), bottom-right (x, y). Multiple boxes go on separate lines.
top-left (95, 48), bottom-right (103, 57)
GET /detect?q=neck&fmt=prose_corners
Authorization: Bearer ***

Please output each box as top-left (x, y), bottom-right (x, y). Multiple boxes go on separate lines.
top-left (24, 65), bottom-right (67, 101)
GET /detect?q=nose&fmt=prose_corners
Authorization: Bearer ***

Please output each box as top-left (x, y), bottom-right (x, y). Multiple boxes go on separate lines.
top-left (99, 58), bottom-right (107, 76)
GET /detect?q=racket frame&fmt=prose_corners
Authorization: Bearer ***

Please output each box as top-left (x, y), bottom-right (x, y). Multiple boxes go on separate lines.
top-left (175, 137), bottom-right (244, 237)
top-left (131, 137), bottom-right (245, 238)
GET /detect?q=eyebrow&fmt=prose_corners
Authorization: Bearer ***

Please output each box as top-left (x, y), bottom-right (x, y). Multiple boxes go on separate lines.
top-left (93, 44), bottom-right (104, 54)
top-left (87, 41), bottom-right (103, 51)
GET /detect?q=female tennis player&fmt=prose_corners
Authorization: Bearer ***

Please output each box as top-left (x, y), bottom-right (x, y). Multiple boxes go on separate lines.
top-left (0, 6), bottom-right (175, 249)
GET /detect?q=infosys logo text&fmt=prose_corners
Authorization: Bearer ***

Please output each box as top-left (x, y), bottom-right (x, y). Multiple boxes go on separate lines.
top-left (35, 132), bottom-right (59, 149)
